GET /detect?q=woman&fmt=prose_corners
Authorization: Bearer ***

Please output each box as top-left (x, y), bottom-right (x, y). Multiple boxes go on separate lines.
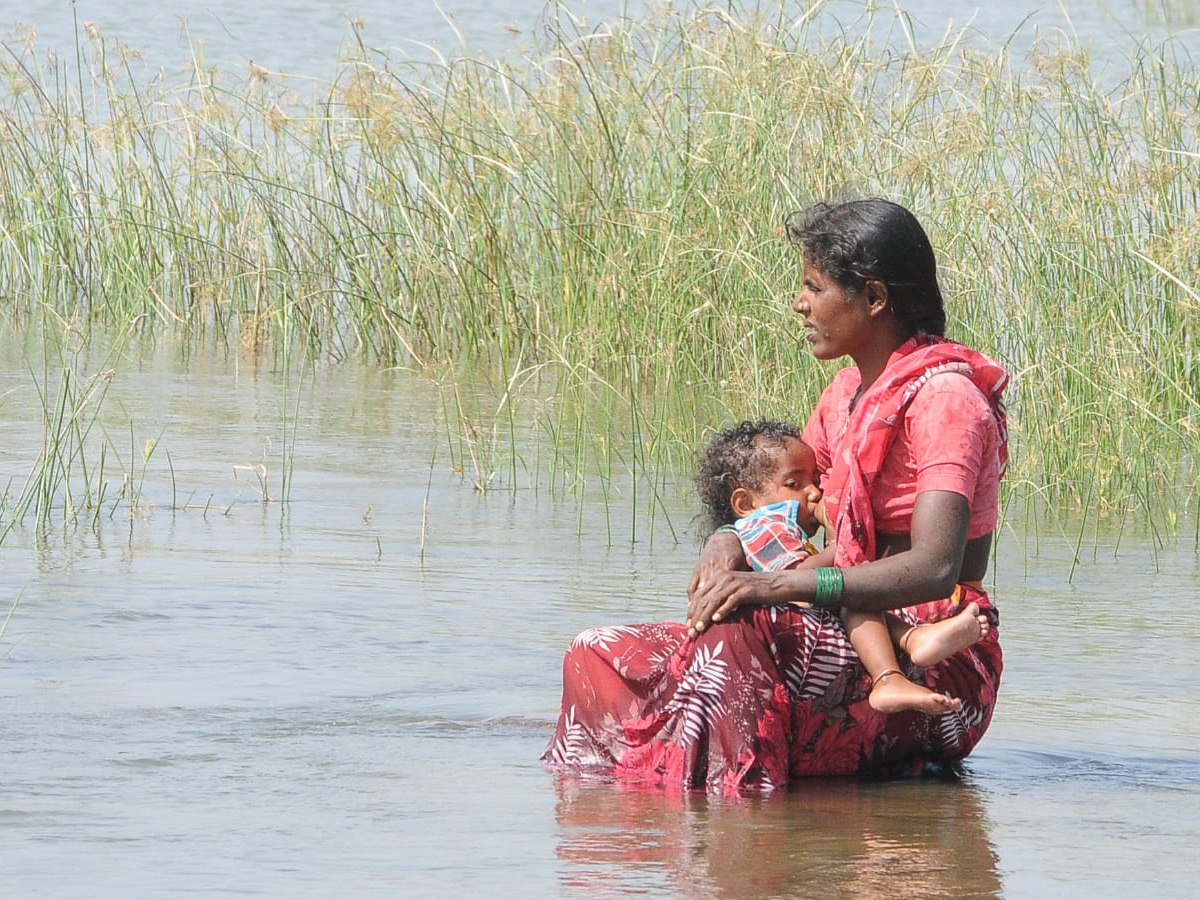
top-left (543, 199), bottom-right (1007, 792)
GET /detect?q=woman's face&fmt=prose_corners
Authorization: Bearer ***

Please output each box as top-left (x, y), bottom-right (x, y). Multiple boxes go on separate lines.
top-left (792, 261), bottom-right (874, 361)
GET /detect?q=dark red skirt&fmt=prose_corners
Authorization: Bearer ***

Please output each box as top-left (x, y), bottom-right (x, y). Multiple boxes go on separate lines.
top-left (542, 587), bottom-right (1002, 793)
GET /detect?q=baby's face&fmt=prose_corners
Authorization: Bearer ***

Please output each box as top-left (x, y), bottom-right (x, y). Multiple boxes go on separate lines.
top-left (750, 439), bottom-right (823, 533)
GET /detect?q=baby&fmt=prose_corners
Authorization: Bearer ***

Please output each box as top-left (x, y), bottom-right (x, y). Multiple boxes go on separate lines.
top-left (694, 419), bottom-right (990, 715)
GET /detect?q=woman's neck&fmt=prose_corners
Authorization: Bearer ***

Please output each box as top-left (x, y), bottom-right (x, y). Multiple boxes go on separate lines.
top-left (852, 326), bottom-right (915, 391)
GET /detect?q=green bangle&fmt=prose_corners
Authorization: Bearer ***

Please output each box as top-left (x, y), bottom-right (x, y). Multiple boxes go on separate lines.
top-left (813, 566), bottom-right (844, 609)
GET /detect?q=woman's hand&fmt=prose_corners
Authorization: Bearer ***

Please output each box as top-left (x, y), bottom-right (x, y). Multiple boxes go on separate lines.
top-left (686, 533), bottom-right (808, 637)
top-left (686, 532), bottom-right (746, 637)
top-left (687, 568), bottom-right (769, 638)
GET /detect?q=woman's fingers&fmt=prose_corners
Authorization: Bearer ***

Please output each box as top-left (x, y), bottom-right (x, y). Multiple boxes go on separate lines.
top-left (685, 572), bottom-right (701, 626)
top-left (687, 560), bottom-right (720, 625)
top-left (708, 585), bottom-right (746, 627)
top-left (686, 579), bottom-right (711, 634)
top-left (687, 573), bottom-right (742, 637)
top-left (710, 592), bottom-right (739, 624)
top-left (686, 581), bottom-right (711, 633)
top-left (686, 533), bottom-right (752, 634)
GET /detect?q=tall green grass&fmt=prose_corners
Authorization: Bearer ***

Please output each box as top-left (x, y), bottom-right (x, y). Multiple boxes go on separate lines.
top-left (0, 3), bottom-right (1196, 536)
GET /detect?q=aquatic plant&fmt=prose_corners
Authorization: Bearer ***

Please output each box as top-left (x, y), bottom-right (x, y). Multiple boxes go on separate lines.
top-left (0, 2), bottom-right (1196, 536)
top-left (0, 332), bottom-right (131, 536)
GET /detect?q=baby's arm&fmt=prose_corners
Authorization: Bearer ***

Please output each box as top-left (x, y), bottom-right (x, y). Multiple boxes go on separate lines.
top-left (792, 543), bottom-right (835, 569)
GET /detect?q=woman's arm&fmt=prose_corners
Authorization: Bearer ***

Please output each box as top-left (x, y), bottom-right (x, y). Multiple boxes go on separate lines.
top-left (686, 490), bottom-right (969, 634)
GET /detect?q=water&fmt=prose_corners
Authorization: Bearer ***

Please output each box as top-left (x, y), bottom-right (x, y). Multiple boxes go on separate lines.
top-left (3, 1), bottom-right (1200, 897)
top-left (2, 339), bottom-right (1198, 898)
top-left (9, 0), bottom-right (1199, 79)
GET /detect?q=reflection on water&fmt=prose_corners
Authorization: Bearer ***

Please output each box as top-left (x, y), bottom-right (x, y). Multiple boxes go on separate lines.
top-left (554, 775), bottom-right (1002, 899)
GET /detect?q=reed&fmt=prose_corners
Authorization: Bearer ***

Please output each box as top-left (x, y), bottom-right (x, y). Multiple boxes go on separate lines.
top-left (0, 590), bottom-right (17, 651)
top-left (0, 332), bottom-right (125, 538)
top-left (1, 3), bottom-right (1196, 535)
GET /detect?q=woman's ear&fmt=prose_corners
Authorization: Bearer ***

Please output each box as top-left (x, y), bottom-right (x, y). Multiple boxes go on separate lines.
top-left (730, 487), bottom-right (756, 519)
top-left (864, 279), bottom-right (889, 314)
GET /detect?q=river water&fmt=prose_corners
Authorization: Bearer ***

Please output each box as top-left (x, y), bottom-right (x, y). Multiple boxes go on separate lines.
top-left (3, 338), bottom-right (1198, 899)
top-left (3, 2), bottom-right (1200, 898)
top-left (10, 0), bottom-right (1200, 76)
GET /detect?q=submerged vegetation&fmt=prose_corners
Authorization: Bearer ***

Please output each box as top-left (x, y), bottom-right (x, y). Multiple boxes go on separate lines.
top-left (0, 2), bottom-right (1196, 539)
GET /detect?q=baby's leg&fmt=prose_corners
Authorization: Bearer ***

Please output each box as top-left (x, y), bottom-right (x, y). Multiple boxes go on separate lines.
top-left (891, 602), bottom-right (990, 669)
top-left (843, 609), bottom-right (963, 715)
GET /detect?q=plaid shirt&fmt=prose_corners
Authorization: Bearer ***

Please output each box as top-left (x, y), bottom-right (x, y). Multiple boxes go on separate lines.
top-left (734, 500), bottom-right (817, 573)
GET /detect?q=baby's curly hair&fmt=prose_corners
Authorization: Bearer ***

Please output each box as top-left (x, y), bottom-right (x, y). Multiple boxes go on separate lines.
top-left (694, 419), bottom-right (803, 535)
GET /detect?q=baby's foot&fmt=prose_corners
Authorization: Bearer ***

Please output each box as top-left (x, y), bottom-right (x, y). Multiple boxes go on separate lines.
top-left (904, 602), bottom-right (990, 668)
top-left (869, 670), bottom-right (963, 715)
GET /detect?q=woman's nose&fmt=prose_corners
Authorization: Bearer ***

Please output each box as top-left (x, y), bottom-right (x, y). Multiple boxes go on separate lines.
top-left (792, 292), bottom-right (808, 314)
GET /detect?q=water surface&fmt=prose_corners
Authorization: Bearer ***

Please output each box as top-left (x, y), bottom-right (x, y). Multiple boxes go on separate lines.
top-left (10, 0), bottom-right (1198, 77)
top-left (1, 342), bottom-right (1198, 898)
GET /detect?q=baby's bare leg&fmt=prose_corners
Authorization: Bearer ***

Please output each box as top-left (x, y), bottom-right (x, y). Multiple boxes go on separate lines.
top-left (892, 602), bottom-right (990, 669)
top-left (843, 609), bottom-right (963, 715)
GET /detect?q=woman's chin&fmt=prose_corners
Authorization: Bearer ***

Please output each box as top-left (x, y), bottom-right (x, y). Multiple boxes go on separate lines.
top-left (807, 342), bottom-right (840, 361)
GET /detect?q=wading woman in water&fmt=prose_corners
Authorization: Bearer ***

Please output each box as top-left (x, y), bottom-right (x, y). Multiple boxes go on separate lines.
top-left (543, 199), bottom-right (1007, 791)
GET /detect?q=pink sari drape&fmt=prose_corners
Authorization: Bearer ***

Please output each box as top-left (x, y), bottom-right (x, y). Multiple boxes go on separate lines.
top-left (826, 335), bottom-right (1008, 567)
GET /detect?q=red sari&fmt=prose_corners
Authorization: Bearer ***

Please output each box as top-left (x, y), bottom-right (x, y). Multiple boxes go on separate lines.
top-left (542, 338), bottom-right (1007, 792)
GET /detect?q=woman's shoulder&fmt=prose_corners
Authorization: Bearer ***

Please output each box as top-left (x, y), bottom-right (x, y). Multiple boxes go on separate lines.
top-left (903, 370), bottom-right (1000, 464)
top-left (909, 370), bottom-right (996, 422)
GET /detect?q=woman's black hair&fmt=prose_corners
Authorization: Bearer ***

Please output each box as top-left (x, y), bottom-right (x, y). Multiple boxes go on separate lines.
top-left (694, 419), bottom-right (802, 534)
top-left (785, 198), bottom-right (946, 337)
